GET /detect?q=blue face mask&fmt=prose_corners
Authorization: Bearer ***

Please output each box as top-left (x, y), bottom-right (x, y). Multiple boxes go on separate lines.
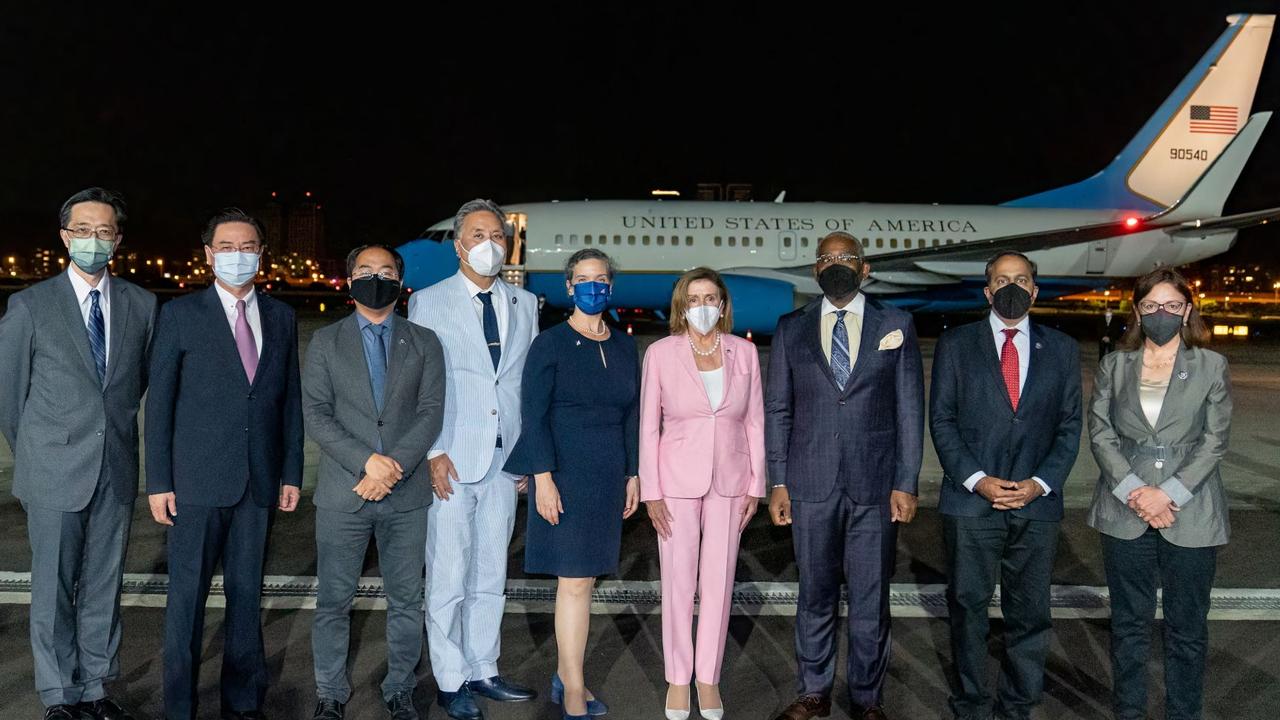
top-left (212, 251), bottom-right (260, 287)
top-left (570, 280), bottom-right (611, 315)
top-left (68, 237), bottom-right (114, 275)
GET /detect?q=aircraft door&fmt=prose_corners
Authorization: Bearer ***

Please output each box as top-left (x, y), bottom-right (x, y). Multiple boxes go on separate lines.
top-left (779, 231), bottom-right (797, 261)
top-left (505, 212), bottom-right (527, 266)
top-left (1085, 238), bottom-right (1110, 274)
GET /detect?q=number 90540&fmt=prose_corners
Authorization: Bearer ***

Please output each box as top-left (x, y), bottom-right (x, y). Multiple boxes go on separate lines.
top-left (1170, 148), bottom-right (1209, 161)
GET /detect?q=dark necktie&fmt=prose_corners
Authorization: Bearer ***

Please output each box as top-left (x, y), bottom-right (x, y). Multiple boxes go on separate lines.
top-left (1001, 328), bottom-right (1020, 411)
top-left (366, 323), bottom-right (388, 414)
top-left (478, 291), bottom-right (501, 371)
top-left (87, 289), bottom-right (106, 385)
top-left (831, 309), bottom-right (850, 391)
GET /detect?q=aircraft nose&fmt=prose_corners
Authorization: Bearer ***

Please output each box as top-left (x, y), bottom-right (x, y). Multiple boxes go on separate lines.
top-left (398, 237), bottom-right (457, 291)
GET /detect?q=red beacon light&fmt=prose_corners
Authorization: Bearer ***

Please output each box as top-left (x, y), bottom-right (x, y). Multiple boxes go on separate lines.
top-left (1124, 217), bottom-right (1140, 229)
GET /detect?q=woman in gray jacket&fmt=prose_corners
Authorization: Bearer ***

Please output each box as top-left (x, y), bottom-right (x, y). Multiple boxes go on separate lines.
top-left (1088, 266), bottom-right (1231, 720)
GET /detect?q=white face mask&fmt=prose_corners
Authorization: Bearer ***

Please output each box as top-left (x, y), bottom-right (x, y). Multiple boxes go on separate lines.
top-left (212, 251), bottom-right (260, 287)
top-left (462, 239), bottom-right (506, 277)
top-left (685, 304), bottom-right (721, 334)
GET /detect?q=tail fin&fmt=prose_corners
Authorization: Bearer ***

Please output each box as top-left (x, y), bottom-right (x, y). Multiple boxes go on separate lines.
top-left (1006, 13), bottom-right (1273, 211)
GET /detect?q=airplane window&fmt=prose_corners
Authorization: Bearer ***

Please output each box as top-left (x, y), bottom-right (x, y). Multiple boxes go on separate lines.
top-left (904, 238), bottom-right (912, 248)
top-left (614, 235), bottom-right (622, 245)
top-left (728, 237), bottom-right (736, 247)
top-left (889, 238), bottom-right (898, 248)
top-left (861, 238), bottom-right (869, 247)
top-left (714, 236), bottom-right (722, 246)
top-left (685, 236), bottom-right (693, 246)
top-left (933, 238), bottom-right (940, 246)
top-left (628, 235), bottom-right (636, 245)
top-left (875, 238), bottom-right (883, 248)
top-left (570, 234), bottom-right (578, 245)
top-left (801, 237), bottom-right (809, 247)
top-left (756, 237), bottom-right (763, 247)
top-left (783, 237), bottom-right (792, 247)
top-left (657, 235), bottom-right (664, 246)
top-left (946, 239), bottom-right (953, 244)
top-left (556, 234), bottom-right (564, 245)
top-left (584, 235), bottom-right (592, 245)
top-left (643, 235), bottom-right (651, 246)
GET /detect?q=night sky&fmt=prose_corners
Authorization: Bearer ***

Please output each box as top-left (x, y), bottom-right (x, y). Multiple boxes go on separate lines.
top-left (3, 3), bottom-right (1278, 265)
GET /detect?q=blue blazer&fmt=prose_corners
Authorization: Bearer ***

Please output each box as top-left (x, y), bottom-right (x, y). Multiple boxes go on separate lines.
top-left (765, 296), bottom-right (924, 504)
top-left (145, 285), bottom-right (304, 507)
top-left (930, 316), bottom-right (1082, 521)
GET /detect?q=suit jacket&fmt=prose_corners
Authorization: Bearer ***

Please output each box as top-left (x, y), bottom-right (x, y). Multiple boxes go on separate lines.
top-left (144, 285), bottom-right (303, 508)
top-left (407, 273), bottom-right (535, 483)
top-left (1087, 345), bottom-right (1232, 547)
top-left (0, 273), bottom-right (156, 511)
top-left (303, 312), bottom-right (446, 513)
top-left (930, 316), bottom-right (1082, 521)
top-left (765, 296), bottom-right (924, 504)
top-left (639, 333), bottom-right (766, 501)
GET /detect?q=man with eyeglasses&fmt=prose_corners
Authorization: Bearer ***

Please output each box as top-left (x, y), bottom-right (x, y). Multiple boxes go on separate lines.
top-left (145, 208), bottom-right (304, 720)
top-left (765, 232), bottom-right (923, 720)
top-left (303, 244), bottom-right (446, 720)
top-left (929, 251), bottom-right (1081, 720)
top-left (0, 188), bottom-right (155, 720)
top-left (408, 199), bottom-right (539, 720)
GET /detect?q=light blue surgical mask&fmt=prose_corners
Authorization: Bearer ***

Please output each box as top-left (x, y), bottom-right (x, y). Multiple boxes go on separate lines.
top-left (212, 251), bottom-right (260, 287)
top-left (570, 281), bottom-right (611, 315)
top-left (68, 237), bottom-right (114, 275)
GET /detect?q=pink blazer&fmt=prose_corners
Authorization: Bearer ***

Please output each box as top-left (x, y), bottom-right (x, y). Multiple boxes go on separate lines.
top-left (639, 333), bottom-right (767, 502)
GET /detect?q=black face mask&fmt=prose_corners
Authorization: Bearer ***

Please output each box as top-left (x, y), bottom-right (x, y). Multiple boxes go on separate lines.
top-left (818, 264), bottom-right (862, 299)
top-left (350, 276), bottom-right (402, 310)
top-left (991, 283), bottom-right (1033, 320)
top-left (1140, 309), bottom-right (1184, 346)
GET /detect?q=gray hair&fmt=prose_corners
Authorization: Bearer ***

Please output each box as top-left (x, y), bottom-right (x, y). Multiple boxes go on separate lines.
top-left (452, 198), bottom-right (510, 238)
top-left (564, 248), bottom-right (616, 282)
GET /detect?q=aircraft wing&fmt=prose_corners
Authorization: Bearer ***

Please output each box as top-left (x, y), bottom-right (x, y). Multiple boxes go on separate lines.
top-left (1166, 206), bottom-right (1280, 236)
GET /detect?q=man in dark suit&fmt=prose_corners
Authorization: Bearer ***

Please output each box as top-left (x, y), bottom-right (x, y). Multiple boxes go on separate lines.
top-left (0, 188), bottom-right (155, 720)
top-left (303, 245), bottom-right (445, 720)
top-left (766, 232), bottom-right (924, 720)
top-left (929, 251), bottom-right (1082, 720)
top-left (145, 208), bottom-right (304, 720)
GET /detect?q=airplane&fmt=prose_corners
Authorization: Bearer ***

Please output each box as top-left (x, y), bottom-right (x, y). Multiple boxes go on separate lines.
top-left (399, 13), bottom-right (1280, 333)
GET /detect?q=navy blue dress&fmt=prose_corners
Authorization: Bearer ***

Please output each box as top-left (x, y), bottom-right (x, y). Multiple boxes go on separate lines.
top-left (504, 321), bottom-right (639, 577)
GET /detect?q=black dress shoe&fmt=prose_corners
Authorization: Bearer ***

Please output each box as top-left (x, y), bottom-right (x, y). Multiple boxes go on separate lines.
top-left (313, 698), bottom-right (345, 719)
top-left (221, 711), bottom-right (267, 720)
top-left (44, 706), bottom-right (88, 720)
top-left (469, 675), bottom-right (537, 702)
top-left (436, 685), bottom-right (482, 720)
top-left (856, 705), bottom-right (888, 720)
top-left (76, 698), bottom-right (134, 720)
top-left (386, 690), bottom-right (421, 720)
top-left (773, 694), bottom-right (831, 720)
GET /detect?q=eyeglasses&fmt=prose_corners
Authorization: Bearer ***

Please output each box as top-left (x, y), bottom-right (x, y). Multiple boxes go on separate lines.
top-left (63, 226), bottom-right (118, 242)
top-left (1138, 300), bottom-right (1187, 314)
top-left (815, 253), bottom-right (861, 265)
top-left (352, 271), bottom-right (400, 282)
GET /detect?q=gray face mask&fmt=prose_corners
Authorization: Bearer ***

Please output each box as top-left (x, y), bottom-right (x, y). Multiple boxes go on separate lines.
top-left (1140, 309), bottom-right (1184, 346)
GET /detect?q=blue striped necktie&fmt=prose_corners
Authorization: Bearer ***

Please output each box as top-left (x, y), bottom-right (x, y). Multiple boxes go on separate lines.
top-left (87, 289), bottom-right (106, 384)
top-left (478, 291), bottom-right (501, 371)
top-left (831, 309), bottom-right (850, 391)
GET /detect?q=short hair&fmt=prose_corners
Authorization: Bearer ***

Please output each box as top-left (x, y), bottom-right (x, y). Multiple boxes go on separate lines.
top-left (60, 187), bottom-right (127, 230)
top-left (1116, 266), bottom-right (1210, 351)
top-left (201, 207), bottom-right (265, 247)
top-left (984, 251), bottom-right (1038, 284)
top-left (668, 267), bottom-right (734, 335)
top-left (345, 244), bottom-right (405, 278)
top-left (452, 199), bottom-right (510, 239)
top-left (563, 248), bottom-right (616, 283)
top-left (817, 231), bottom-right (865, 260)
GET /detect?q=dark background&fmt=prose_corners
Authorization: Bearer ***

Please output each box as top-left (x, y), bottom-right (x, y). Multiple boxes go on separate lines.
top-left (2, 3), bottom-right (1277, 263)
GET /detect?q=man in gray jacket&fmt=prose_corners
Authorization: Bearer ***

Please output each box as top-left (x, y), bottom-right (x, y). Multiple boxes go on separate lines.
top-left (0, 188), bottom-right (155, 720)
top-left (303, 244), bottom-right (446, 720)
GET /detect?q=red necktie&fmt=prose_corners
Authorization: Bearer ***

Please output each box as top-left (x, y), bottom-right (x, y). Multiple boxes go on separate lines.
top-left (1001, 328), bottom-right (1020, 411)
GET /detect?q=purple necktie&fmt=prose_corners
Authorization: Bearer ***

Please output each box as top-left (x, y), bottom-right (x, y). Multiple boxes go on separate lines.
top-left (234, 299), bottom-right (258, 384)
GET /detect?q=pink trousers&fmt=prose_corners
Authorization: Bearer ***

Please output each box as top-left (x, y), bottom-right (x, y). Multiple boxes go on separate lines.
top-left (657, 491), bottom-right (747, 684)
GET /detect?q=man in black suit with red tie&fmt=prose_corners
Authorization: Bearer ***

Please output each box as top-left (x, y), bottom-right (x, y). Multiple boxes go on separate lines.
top-left (930, 251), bottom-right (1081, 720)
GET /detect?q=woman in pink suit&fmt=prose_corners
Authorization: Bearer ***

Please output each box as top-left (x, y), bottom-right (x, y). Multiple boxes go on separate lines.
top-left (640, 267), bottom-right (766, 720)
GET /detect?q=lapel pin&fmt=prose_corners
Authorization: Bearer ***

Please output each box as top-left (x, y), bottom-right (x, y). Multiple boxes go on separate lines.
top-left (576, 340), bottom-right (581, 346)
top-left (512, 296), bottom-right (517, 305)
top-left (399, 338), bottom-right (407, 345)
top-left (1035, 342), bottom-right (1043, 350)
top-left (1178, 370), bottom-right (1188, 380)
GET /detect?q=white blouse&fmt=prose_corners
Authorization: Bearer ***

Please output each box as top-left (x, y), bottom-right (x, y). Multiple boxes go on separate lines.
top-left (700, 367), bottom-right (725, 411)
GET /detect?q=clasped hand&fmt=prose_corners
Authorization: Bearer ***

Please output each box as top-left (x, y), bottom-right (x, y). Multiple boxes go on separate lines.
top-left (1128, 485), bottom-right (1179, 529)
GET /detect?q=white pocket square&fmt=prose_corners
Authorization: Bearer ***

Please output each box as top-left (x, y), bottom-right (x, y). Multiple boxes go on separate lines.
top-left (878, 329), bottom-right (904, 351)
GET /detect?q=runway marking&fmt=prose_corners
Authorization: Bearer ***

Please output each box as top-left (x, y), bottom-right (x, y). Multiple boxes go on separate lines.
top-left (3, 573), bottom-right (1280, 619)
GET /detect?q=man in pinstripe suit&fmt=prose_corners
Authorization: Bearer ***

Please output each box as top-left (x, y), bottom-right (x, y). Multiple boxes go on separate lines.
top-left (409, 199), bottom-right (539, 720)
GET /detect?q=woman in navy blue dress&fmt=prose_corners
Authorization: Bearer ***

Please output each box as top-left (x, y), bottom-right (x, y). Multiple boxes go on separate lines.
top-left (504, 248), bottom-right (640, 720)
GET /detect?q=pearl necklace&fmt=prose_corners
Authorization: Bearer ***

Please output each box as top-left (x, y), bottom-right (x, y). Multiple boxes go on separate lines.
top-left (571, 316), bottom-right (609, 338)
top-left (689, 331), bottom-right (721, 357)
